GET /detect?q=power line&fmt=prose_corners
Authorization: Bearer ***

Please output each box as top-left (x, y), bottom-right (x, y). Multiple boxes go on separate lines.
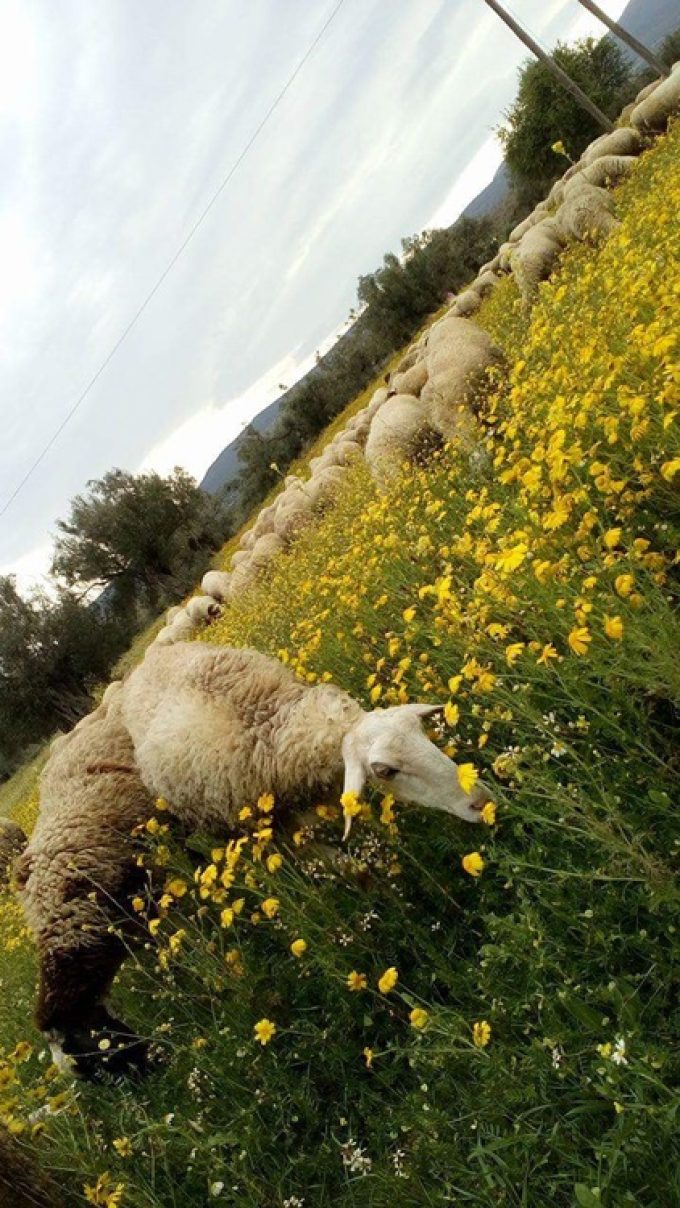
top-left (0, 0), bottom-right (347, 522)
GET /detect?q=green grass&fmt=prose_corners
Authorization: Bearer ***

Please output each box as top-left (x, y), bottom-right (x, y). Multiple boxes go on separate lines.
top-left (1, 125), bottom-right (679, 1207)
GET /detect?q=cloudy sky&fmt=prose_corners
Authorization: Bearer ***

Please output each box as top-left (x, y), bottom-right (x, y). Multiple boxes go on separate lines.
top-left (0, 0), bottom-right (629, 592)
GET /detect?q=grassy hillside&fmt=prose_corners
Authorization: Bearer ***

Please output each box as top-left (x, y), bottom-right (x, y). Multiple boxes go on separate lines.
top-left (1, 125), bottom-right (679, 1207)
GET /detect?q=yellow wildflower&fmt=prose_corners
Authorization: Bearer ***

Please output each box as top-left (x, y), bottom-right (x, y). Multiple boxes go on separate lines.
top-left (261, 897), bottom-right (280, 919)
top-left (112, 1137), bottom-right (132, 1158)
top-left (443, 701), bottom-right (459, 727)
top-left (362, 1047), bottom-right (374, 1068)
top-left (462, 851), bottom-right (485, 878)
top-left (615, 574), bottom-right (634, 597)
top-left (473, 1020), bottom-right (491, 1048)
top-left (537, 643), bottom-right (558, 666)
top-left (378, 966), bottom-right (399, 994)
top-left (568, 626), bottom-right (591, 656)
top-left (409, 1007), bottom-right (429, 1030)
top-left (290, 938), bottom-right (307, 958)
top-left (480, 801), bottom-right (496, 826)
top-left (266, 853), bottom-right (283, 873)
top-left (457, 763), bottom-right (478, 795)
top-left (253, 1018), bottom-right (276, 1046)
top-left (604, 615), bottom-right (624, 640)
top-left (660, 457), bottom-right (680, 481)
top-left (347, 970), bottom-right (367, 992)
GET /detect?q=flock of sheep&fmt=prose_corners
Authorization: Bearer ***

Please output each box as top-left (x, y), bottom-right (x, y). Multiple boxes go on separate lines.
top-left (144, 63), bottom-right (680, 621)
top-left (0, 62), bottom-right (678, 1084)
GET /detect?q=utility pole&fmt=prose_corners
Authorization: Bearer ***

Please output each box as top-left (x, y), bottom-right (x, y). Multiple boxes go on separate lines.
top-left (481, 0), bottom-right (615, 131)
top-left (575, 0), bottom-right (669, 77)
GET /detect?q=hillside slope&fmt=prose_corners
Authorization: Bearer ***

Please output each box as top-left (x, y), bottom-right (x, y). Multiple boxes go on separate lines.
top-left (1, 124), bottom-right (679, 1208)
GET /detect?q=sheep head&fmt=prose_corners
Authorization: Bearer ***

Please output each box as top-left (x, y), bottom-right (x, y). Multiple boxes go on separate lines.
top-left (341, 704), bottom-right (491, 838)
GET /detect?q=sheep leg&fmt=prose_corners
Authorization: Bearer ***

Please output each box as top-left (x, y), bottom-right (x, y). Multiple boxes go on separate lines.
top-left (36, 934), bottom-right (150, 1080)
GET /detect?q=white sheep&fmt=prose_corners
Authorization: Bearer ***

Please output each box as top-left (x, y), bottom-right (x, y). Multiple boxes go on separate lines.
top-left (15, 690), bottom-right (154, 1078)
top-left (155, 596), bottom-right (221, 645)
top-left (165, 605), bottom-right (182, 624)
top-left (305, 464), bottom-right (348, 506)
top-left (472, 270), bottom-right (500, 298)
top-left (555, 178), bottom-right (619, 242)
top-left (364, 394), bottom-right (435, 478)
top-left (631, 67), bottom-right (680, 132)
top-left (510, 219), bottom-right (564, 302)
top-left (580, 154), bottom-right (639, 190)
top-left (390, 360), bottom-right (429, 397)
top-left (579, 126), bottom-right (644, 164)
top-left (201, 570), bottom-right (232, 602)
top-left (451, 289), bottom-right (482, 318)
top-left (423, 317), bottom-right (505, 441)
top-left (366, 386), bottom-right (390, 417)
top-left (19, 641), bottom-right (491, 1076)
top-left (122, 643), bottom-right (492, 836)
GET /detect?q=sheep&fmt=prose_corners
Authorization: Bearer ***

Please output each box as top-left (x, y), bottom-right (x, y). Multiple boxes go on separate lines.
top-left (366, 386), bottom-right (390, 417)
top-left (165, 605), bottom-right (182, 624)
top-left (18, 642), bottom-right (492, 1078)
top-left (451, 289), bottom-right (482, 318)
top-left (0, 817), bottom-right (27, 886)
top-left (472, 270), bottom-right (500, 298)
top-left (273, 493), bottom-right (315, 542)
top-left (579, 154), bottom-right (638, 190)
top-left (497, 241), bottom-right (516, 272)
top-left (186, 595), bottom-right (222, 624)
top-left (423, 317), bottom-right (505, 441)
top-left (305, 464), bottom-right (348, 506)
top-left (121, 643), bottom-right (493, 837)
top-left (631, 68), bottom-right (680, 132)
top-left (155, 597), bottom-right (222, 645)
top-left (201, 570), bottom-right (232, 602)
top-left (15, 691), bottom-right (155, 1079)
top-left (579, 126), bottom-right (644, 164)
top-left (510, 219), bottom-right (564, 302)
top-left (390, 360), bottom-right (428, 397)
top-left (364, 394), bottom-right (436, 478)
top-left (555, 179), bottom-right (619, 243)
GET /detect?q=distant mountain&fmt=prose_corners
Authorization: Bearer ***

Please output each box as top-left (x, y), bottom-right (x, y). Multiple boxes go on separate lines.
top-left (200, 396), bottom-right (284, 495)
top-left (614, 0), bottom-right (679, 59)
top-left (461, 161), bottom-right (511, 220)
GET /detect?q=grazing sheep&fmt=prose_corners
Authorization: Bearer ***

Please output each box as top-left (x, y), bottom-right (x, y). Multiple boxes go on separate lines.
top-left (0, 817), bottom-right (27, 886)
top-left (201, 570), bottom-right (232, 601)
top-left (556, 179), bottom-right (619, 242)
top-left (364, 394), bottom-right (435, 478)
top-left (15, 692), bottom-right (154, 1079)
top-left (631, 68), bottom-right (680, 131)
top-left (186, 596), bottom-right (222, 624)
top-left (579, 126), bottom-right (644, 164)
top-left (424, 317), bottom-right (505, 441)
top-left (305, 464), bottom-right (348, 506)
top-left (510, 219), bottom-right (564, 302)
top-left (273, 493), bottom-right (315, 542)
top-left (579, 154), bottom-right (638, 189)
top-left (20, 642), bottom-right (492, 1078)
top-left (366, 386), bottom-right (390, 417)
top-left (497, 241), bottom-right (516, 272)
top-left (165, 605), bottom-right (182, 624)
top-left (122, 643), bottom-right (492, 833)
top-left (391, 360), bottom-right (429, 397)
top-left (472, 270), bottom-right (500, 298)
top-left (451, 289), bottom-right (482, 318)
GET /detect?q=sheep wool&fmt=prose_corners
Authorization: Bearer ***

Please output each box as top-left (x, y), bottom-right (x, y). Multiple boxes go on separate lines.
top-left (122, 642), bottom-right (364, 831)
top-left (364, 394), bottom-right (435, 478)
top-left (631, 68), bottom-right (680, 132)
top-left (423, 317), bottom-right (505, 441)
top-left (15, 692), bottom-right (154, 1077)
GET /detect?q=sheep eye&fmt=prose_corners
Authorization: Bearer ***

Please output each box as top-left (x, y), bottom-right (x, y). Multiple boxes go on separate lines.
top-left (371, 762), bottom-right (399, 780)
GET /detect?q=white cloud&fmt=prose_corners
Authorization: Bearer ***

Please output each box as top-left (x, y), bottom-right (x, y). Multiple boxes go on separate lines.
top-left (0, 542), bottom-right (54, 596)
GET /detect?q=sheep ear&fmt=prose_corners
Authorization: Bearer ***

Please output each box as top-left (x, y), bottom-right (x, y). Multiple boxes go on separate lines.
top-left (341, 738), bottom-right (366, 841)
top-left (401, 703), bottom-right (446, 718)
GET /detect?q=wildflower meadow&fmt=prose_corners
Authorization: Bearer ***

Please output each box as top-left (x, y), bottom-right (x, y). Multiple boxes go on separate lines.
top-left (0, 124), bottom-right (679, 1207)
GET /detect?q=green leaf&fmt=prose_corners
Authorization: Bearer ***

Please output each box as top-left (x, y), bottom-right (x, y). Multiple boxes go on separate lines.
top-left (574, 1185), bottom-right (601, 1208)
